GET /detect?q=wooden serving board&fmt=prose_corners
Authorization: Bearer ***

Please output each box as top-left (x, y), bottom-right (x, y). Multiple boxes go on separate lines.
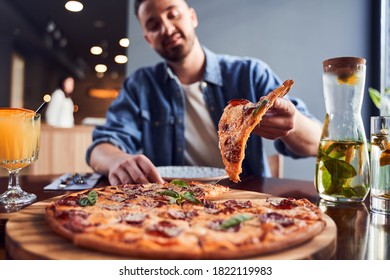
top-left (5, 190), bottom-right (336, 260)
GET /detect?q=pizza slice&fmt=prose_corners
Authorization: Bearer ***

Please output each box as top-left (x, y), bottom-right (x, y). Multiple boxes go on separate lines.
top-left (218, 80), bottom-right (294, 182)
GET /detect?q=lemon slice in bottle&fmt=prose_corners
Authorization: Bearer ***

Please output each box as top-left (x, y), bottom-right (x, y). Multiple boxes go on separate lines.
top-left (337, 74), bottom-right (359, 85)
top-left (380, 143), bottom-right (390, 167)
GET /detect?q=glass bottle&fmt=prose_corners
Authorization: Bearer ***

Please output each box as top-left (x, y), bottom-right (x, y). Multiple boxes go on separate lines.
top-left (315, 57), bottom-right (370, 203)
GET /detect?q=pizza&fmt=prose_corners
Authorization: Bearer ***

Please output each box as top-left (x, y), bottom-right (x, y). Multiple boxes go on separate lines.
top-left (218, 80), bottom-right (294, 182)
top-left (45, 180), bottom-right (326, 259)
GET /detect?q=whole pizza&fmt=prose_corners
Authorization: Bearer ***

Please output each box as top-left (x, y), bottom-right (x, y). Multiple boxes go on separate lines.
top-left (45, 180), bottom-right (326, 259)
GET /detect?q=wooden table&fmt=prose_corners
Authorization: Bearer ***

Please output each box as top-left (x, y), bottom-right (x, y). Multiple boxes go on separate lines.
top-left (0, 174), bottom-right (389, 260)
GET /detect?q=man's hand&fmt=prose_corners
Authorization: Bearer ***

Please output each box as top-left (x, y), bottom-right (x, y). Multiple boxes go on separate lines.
top-left (253, 97), bottom-right (322, 157)
top-left (89, 143), bottom-right (164, 185)
top-left (108, 154), bottom-right (164, 185)
top-left (252, 98), bottom-right (296, 139)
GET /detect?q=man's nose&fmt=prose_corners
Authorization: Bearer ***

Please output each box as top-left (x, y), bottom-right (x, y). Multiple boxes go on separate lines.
top-left (160, 19), bottom-right (175, 35)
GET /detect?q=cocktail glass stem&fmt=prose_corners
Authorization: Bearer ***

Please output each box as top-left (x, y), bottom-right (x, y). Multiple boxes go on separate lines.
top-left (8, 169), bottom-right (22, 193)
top-left (0, 169), bottom-right (37, 205)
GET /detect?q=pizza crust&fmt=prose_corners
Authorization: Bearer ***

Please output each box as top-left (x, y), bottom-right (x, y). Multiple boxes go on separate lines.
top-left (73, 231), bottom-right (203, 259)
top-left (202, 220), bottom-right (325, 259)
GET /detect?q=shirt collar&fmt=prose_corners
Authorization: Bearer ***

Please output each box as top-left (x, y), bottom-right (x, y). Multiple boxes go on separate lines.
top-left (202, 46), bottom-right (223, 86)
top-left (163, 46), bottom-right (223, 87)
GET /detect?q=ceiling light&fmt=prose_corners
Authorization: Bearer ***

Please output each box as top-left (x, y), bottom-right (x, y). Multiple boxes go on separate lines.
top-left (46, 20), bottom-right (56, 33)
top-left (95, 64), bottom-right (107, 73)
top-left (59, 38), bottom-right (68, 48)
top-left (119, 38), bottom-right (130, 47)
top-left (65, 1), bottom-right (83, 12)
top-left (115, 55), bottom-right (128, 64)
top-left (53, 30), bottom-right (62, 40)
top-left (88, 88), bottom-right (119, 99)
top-left (43, 94), bottom-right (51, 102)
top-left (90, 46), bottom-right (103, 55)
top-left (93, 20), bottom-right (105, 28)
top-left (111, 71), bottom-right (119, 79)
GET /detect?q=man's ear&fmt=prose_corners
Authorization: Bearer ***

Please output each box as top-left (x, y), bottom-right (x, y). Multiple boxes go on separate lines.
top-left (189, 7), bottom-right (198, 28)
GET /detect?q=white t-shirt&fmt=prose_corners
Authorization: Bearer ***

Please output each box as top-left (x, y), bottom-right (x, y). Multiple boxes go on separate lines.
top-left (45, 89), bottom-right (74, 128)
top-left (182, 82), bottom-right (224, 168)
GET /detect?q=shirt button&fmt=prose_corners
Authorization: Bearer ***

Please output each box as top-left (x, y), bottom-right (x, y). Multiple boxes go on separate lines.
top-left (177, 147), bottom-right (182, 152)
top-left (200, 81), bottom-right (207, 90)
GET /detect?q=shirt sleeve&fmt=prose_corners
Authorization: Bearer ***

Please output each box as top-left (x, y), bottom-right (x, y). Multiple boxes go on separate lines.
top-left (85, 79), bottom-right (142, 165)
top-left (274, 96), bottom-right (321, 158)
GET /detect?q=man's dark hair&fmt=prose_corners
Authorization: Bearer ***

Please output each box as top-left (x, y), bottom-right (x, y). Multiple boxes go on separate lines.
top-left (133, 0), bottom-right (146, 17)
top-left (57, 75), bottom-right (73, 91)
top-left (134, 0), bottom-right (188, 18)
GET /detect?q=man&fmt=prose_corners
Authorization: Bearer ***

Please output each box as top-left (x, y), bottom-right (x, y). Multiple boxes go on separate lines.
top-left (86, 0), bottom-right (322, 185)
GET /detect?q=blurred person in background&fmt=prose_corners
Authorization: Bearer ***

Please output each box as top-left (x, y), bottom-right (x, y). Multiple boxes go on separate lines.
top-left (45, 76), bottom-right (75, 128)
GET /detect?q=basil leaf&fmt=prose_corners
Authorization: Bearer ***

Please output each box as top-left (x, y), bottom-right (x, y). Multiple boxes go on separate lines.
top-left (340, 184), bottom-right (358, 198)
top-left (176, 196), bottom-right (186, 205)
top-left (252, 100), bottom-right (269, 117)
top-left (159, 190), bottom-right (180, 198)
top-left (325, 142), bottom-right (350, 158)
top-left (323, 158), bottom-right (357, 179)
top-left (369, 87), bottom-right (381, 109)
top-left (170, 179), bottom-right (189, 188)
top-left (77, 197), bottom-right (90, 207)
top-left (219, 214), bottom-right (253, 230)
top-left (352, 185), bottom-right (368, 197)
top-left (182, 191), bottom-right (202, 205)
top-left (77, 190), bottom-right (99, 207)
top-left (87, 190), bottom-right (98, 205)
top-left (320, 164), bottom-right (334, 194)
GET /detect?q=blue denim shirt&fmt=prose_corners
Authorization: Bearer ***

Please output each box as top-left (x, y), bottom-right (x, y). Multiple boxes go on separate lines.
top-left (86, 47), bottom-right (317, 178)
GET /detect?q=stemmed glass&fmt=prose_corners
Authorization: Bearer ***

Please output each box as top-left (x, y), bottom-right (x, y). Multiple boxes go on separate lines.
top-left (0, 108), bottom-right (41, 207)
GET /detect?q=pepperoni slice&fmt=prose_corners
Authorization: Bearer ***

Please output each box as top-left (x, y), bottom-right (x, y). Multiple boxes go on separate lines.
top-left (223, 137), bottom-right (240, 163)
top-left (167, 209), bottom-right (186, 220)
top-left (269, 198), bottom-right (298, 209)
top-left (260, 212), bottom-right (294, 227)
top-left (109, 194), bottom-right (126, 202)
top-left (146, 221), bottom-right (183, 238)
top-left (122, 213), bottom-right (147, 224)
top-left (228, 99), bottom-right (250, 106)
top-left (58, 210), bottom-right (90, 232)
top-left (56, 195), bottom-right (79, 206)
top-left (223, 199), bottom-right (252, 209)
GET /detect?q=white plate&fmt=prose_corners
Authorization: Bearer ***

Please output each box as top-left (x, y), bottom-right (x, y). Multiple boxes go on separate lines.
top-left (157, 166), bottom-right (228, 183)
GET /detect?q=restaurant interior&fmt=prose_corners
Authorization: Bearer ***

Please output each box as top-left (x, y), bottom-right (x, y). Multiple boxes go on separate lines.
top-left (0, 0), bottom-right (390, 262)
top-left (0, 0), bottom-right (129, 176)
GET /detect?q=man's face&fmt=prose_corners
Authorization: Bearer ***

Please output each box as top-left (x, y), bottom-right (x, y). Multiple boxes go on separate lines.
top-left (138, 0), bottom-right (198, 62)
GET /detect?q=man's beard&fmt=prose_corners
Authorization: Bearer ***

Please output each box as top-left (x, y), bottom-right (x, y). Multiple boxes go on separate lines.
top-left (156, 32), bottom-right (195, 62)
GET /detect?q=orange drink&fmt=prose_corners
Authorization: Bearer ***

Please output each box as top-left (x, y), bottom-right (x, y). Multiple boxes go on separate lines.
top-left (0, 108), bottom-right (40, 208)
top-left (0, 108), bottom-right (40, 170)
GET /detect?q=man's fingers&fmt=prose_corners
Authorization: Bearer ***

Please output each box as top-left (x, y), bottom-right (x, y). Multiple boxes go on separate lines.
top-left (128, 165), bottom-right (150, 184)
top-left (265, 98), bottom-right (295, 116)
top-left (136, 155), bottom-right (165, 183)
